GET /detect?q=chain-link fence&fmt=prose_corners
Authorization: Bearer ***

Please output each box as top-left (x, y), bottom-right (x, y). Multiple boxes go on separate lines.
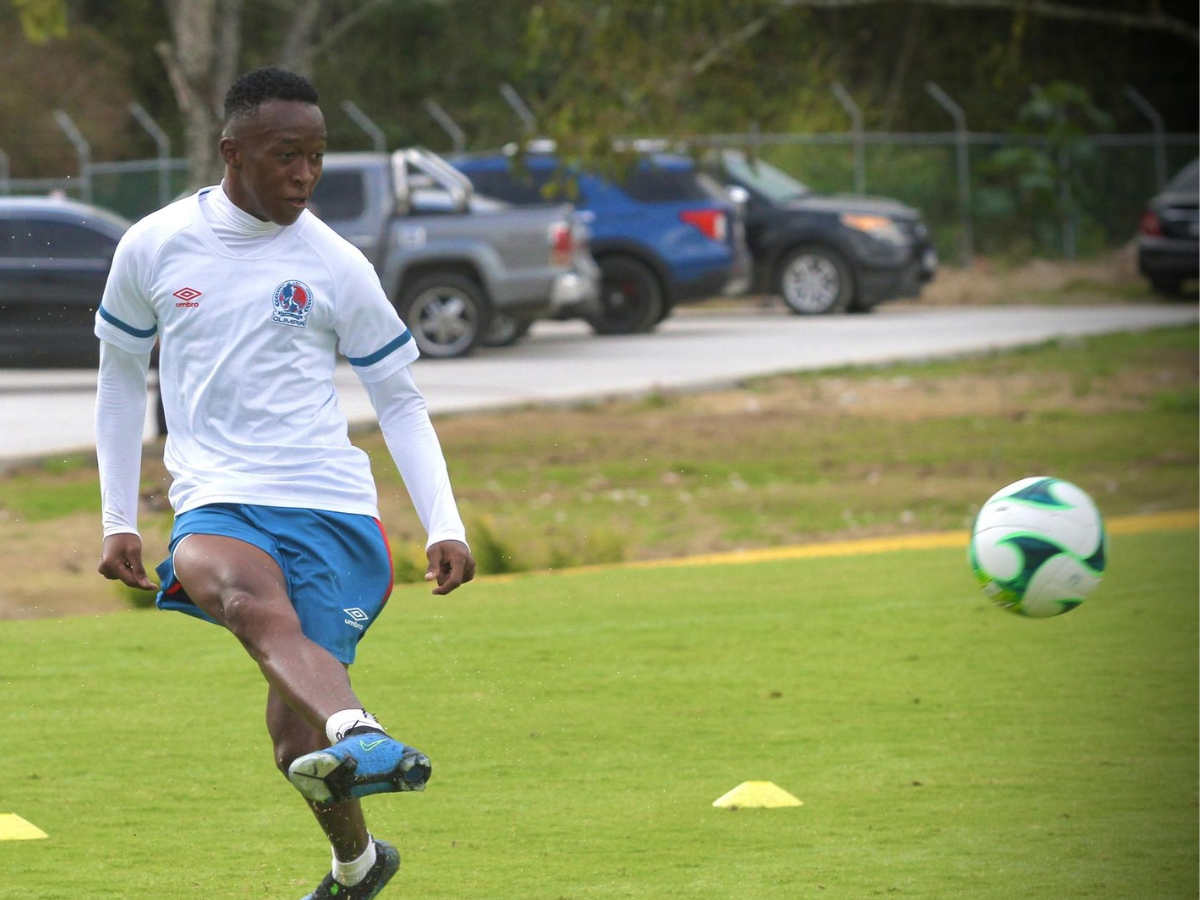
top-left (2, 115), bottom-right (1194, 267)
top-left (686, 130), bottom-right (1197, 266)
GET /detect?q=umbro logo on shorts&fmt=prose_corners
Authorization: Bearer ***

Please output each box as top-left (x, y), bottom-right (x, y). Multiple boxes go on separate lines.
top-left (343, 607), bottom-right (369, 631)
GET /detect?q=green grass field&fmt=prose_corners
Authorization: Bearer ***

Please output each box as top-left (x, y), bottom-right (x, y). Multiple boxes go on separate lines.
top-left (3, 526), bottom-right (1195, 899)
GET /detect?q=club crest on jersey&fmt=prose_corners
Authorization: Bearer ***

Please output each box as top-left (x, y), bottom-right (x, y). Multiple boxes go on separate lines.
top-left (271, 280), bottom-right (314, 328)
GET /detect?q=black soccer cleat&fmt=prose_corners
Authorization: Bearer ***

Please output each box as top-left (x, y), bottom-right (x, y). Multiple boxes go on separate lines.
top-left (299, 839), bottom-right (400, 900)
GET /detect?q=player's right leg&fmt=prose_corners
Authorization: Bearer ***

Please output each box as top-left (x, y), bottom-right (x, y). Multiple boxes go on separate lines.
top-left (167, 508), bottom-right (430, 803)
top-left (171, 533), bottom-right (363, 730)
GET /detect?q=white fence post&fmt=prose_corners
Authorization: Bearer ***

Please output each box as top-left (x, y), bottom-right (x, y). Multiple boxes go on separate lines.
top-left (128, 102), bottom-right (172, 208)
top-left (500, 83), bottom-right (537, 136)
top-left (831, 82), bottom-right (865, 194)
top-left (1124, 85), bottom-right (1168, 191)
top-left (925, 82), bottom-right (974, 267)
top-left (422, 98), bottom-right (467, 154)
top-left (53, 110), bottom-right (92, 203)
top-left (341, 100), bottom-right (388, 153)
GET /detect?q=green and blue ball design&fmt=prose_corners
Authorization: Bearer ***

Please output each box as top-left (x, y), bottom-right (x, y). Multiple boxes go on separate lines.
top-left (969, 476), bottom-right (1107, 618)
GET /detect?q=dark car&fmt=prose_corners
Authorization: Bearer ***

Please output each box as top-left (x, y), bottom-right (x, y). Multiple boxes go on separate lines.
top-left (1137, 159), bottom-right (1198, 297)
top-left (707, 150), bottom-right (936, 314)
top-left (451, 148), bottom-right (751, 334)
top-left (0, 197), bottom-right (131, 368)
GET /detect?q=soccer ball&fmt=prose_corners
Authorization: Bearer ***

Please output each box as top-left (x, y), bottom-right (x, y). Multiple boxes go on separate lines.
top-left (969, 476), bottom-right (1107, 618)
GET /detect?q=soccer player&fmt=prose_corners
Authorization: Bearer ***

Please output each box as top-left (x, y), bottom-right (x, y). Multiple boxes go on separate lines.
top-left (94, 67), bottom-right (475, 900)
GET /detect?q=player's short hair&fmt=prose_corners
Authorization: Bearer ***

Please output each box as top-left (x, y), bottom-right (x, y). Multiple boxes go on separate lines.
top-left (222, 67), bottom-right (319, 133)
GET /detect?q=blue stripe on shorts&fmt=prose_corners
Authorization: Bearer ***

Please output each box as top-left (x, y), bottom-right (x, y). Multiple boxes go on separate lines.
top-left (155, 503), bottom-right (395, 665)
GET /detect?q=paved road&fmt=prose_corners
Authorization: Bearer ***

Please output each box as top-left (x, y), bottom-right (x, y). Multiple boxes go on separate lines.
top-left (0, 303), bottom-right (1195, 464)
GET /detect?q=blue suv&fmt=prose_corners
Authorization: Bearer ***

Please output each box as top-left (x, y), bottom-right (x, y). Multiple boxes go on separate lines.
top-left (451, 149), bottom-right (750, 335)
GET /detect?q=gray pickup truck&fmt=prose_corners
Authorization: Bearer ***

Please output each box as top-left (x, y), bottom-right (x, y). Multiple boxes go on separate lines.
top-left (312, 148), bottom-right (599, 358)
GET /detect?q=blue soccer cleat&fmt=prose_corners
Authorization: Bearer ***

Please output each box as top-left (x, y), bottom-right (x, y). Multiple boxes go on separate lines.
top-left (300, 839), bottom-right (400, 900)
top-left (287, 733), bottom-right (431, 804)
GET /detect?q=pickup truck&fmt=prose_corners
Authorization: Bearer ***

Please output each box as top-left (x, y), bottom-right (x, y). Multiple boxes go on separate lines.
top-left (311, 148), bottom-right (599, 357)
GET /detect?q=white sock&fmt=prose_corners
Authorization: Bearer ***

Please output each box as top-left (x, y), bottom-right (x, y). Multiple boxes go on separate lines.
top-left (325, 708), bottom-right (384, 745)
top-left (332, 837), bottom-right (377, 887)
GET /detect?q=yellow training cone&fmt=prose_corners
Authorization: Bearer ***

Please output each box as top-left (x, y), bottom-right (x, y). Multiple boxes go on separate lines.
top-left (713, 781), bottom-right (803, 809)
top-left (0, 814), bottom-right (48, 841)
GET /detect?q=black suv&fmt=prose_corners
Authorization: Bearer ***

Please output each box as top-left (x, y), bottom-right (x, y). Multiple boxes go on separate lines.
top-left (1136, 159), bottom-right (1198, 297)
top-left (708, 150), bottom-right (936, 314)
top-left (0, 197), bottom-right (131, 367)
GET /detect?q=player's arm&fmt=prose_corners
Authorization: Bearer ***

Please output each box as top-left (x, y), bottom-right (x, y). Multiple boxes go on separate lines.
top-left (93, 220), bottom-right (160, 591)
top-left (95, 341), bottom-right (156, 591)
top-left (362, 366), bottom-right (475, 595)
top-left (331, 244), bottom-right (473, 593)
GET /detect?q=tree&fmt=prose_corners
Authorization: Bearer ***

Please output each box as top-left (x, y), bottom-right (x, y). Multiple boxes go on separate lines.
top-left (155, 0), bottom-right (405, 188)
top-left (156, 0), bottom-right (244, 189)
top-left (519, 0), bottom-right (1196, 166)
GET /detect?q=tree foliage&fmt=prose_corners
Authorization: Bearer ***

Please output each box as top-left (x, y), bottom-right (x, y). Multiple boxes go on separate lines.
top-left (522, 0), bottom-right (1196, 141)
top-left (0, 0), bottom-right (1195, 187)
top-left (11, 0), bottom-right (66, 41)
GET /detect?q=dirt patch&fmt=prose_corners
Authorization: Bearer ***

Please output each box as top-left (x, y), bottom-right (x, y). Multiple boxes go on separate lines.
top-left (917, 252), bottom-right (1142, 305)
top-left (0, 512), bottom-right (135, 619)
top-left (687, 365), bottom-right (1193, 421)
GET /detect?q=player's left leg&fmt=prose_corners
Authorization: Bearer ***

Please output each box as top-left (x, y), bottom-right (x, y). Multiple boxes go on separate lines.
top-left (274, 509), bottom-right (431, 804)
top-left (268, 686), bottom-right (370, 859)
top-left (269, 687), bottom-right (402, 900)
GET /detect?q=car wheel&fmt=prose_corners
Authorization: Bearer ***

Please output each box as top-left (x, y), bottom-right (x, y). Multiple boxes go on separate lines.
top-left (1148, 275), bottom-right (1184, 297)
top-left (775, 245), bottom-right (854, 315)
top-left (398, 272), bottom-right (491, 359)
top-left (587, 255), bottom-right (665, 335)
top-left (484, 313), bottom-right (534, 348)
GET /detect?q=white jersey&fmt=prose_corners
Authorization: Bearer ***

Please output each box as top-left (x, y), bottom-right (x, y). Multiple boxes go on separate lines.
top-left (95, 187), bottom-right (419, 518)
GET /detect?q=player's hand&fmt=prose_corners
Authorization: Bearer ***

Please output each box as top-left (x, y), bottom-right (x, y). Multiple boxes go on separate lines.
top-left (425, 540), bottom-right (475, 595)
top-left (98, 533), bottom-right (157, 591)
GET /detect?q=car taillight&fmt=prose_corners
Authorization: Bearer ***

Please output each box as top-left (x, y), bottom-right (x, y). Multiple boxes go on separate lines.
top-left (680, 208), bottom-right (727, 242)
top-left (1139, 210), bottom-right (1163, 236)
top-left (548, 220), bottom-right (574, 265)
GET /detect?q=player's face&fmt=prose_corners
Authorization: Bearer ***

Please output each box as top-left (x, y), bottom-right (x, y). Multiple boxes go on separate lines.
top-left (222, 99), bottom-right (326, 226)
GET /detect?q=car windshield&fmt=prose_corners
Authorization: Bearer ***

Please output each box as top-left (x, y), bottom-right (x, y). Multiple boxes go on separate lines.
top-left (1168, 159), bottom-right (1198, 194)
top-left (720, 151), bottom-right (810, 202)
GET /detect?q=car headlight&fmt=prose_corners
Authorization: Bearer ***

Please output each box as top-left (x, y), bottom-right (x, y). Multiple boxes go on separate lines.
top-left (840, 213), bottom-right (906, 245)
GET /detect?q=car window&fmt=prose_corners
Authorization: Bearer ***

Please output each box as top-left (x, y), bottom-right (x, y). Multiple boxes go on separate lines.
top-left (465, 167), bottom-right (568, 205)
top-left (1167, 160), bottom-right (1198, 194)
top-left (621, 166), bottom-right (711, 203)
top-left (311, 171), bottom-right (367, 221)
top-left (0, 218), bottom-right (117, 259)
top-left (694, 171), bottom-right (733, 203)
top-left (719, 152), bottom-right (810, 202)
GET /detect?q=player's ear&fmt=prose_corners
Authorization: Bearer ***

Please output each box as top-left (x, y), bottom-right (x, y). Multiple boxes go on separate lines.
top-left (220, 136), bottom-right (242, 170)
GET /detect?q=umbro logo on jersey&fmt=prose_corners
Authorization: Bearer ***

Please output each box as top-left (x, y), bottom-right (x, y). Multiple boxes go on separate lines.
top-left (173, 286), bottom-right (202, 308)
top-left (343, 607), bottom-right (369, 631)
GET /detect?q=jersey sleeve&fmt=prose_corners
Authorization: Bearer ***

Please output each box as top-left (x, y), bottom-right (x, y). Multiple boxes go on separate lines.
top-left (363, 366), bottom-right (467, 548)
top-left (332, 251), bottom-right (420, 383)
top-left (94, 226), bottom-right (159, 354)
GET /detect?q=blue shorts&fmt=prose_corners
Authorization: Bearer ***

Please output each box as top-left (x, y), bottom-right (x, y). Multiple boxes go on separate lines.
top-left (155, 503), bottom-right (395, 665)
